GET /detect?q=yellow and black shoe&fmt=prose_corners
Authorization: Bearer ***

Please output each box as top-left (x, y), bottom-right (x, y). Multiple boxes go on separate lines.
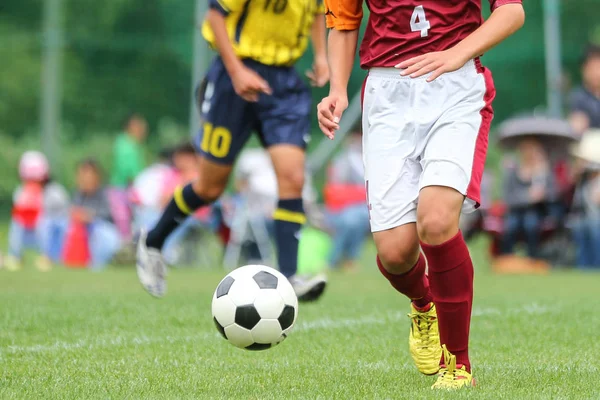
top-left (4, 255), bottom-right (22, 272)
top-left (408, 302), bottom-right (442, 375)
top-left (431, 345), bottom-right (475, 390)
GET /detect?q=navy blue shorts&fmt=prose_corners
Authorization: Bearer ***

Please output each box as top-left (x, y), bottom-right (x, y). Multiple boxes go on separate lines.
top-left (193, 57), bottom-right (311, 164)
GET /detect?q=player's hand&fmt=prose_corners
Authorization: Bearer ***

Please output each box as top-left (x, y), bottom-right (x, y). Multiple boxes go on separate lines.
top-left (395, 48), bottom-right (470, 82)
top-left (317, 92), bottom-right (348, 140)
top-left (529, 186), bottom-right (546, 203)
top-left (72, 207), bottom-right (93, 223)
top-left (231, 65), bottom-right (272, 102)
top-left (306, 56), bottom-right (330, 87)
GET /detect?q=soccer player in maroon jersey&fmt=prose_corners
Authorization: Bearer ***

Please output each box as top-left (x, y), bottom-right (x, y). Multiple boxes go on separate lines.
top-left (317, 0), bottom-right (525, 389)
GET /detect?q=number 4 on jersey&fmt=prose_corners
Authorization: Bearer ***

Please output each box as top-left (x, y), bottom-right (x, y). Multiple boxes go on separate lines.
top-left (410, 5), bottom-right (430, 38)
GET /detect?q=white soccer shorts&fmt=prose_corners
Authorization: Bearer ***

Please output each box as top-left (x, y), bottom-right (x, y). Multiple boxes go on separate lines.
top-left (362, 59), bottom-right (496, 232)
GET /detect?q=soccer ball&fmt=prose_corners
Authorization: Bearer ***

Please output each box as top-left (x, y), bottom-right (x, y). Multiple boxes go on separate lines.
top-left (212, 265), bottom-right (298, 350)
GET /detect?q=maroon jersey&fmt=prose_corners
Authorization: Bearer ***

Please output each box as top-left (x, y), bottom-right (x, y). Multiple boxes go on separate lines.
top-left (325, 0), bottom-right (522, 69)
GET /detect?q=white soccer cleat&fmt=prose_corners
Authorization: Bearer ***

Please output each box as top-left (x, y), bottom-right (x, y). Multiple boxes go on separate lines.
top-left (136, 230), bottom-right (167, 298)
top-left (289, 273), bottom-right (327, 302)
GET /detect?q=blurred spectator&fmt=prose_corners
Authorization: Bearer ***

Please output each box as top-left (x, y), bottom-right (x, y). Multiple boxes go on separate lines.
top-left (70, 159), bottom-right (121, 270)
top-left (569, 130), bottom-right (600, 269)
top-left (500, 139), bottom-right (558, 258)
top-left (111, 113), bottom-right (148, 187)
top-left (233, 148), bottom-right (279, 263)
top-left (132, 147), bottom-right (174, 230)
top-left (5, 151), bottom-right (69, 272)
top-left (109, 112), bottom-right (148, 240)
top-left (160, 143), bottom-right (213, 265)
top-left (569, 44), bottom-right (600, 135)
top-left (230, 148), bottom-right (320, 265)
top-left (460, 171), bottom-right (494, 239)
top-left (324, 130), bottom-right (369, 271)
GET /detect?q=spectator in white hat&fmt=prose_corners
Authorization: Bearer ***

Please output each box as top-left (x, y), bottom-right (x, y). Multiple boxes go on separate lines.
top-left (4, 151), bottom-right (69, 271)
top-left (569, 130), bottom-right (600, 269)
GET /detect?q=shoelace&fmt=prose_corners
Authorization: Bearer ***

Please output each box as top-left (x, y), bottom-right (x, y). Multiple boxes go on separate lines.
top-left (437, 344), bottom-right (459, 384)
top-left (150, 253), bottom-right (165, 281)
top-left (408, 311), bottom-right (435, 348)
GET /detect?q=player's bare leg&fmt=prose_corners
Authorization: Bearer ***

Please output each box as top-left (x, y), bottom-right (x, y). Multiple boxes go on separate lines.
top-left (417, 185), bottom-right (475, 389)
top-left (268, 144), bottom-right (326, 302)
top-left (137, 156), bottom-right (233, 297)
top-left (373, 224), bottom-right (420, 275)
top-left (374, 224), bottom-right (441, 375)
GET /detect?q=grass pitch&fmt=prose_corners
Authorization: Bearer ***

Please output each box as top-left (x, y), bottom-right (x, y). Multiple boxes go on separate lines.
top-left (1, 242), bottom-right (600, 400)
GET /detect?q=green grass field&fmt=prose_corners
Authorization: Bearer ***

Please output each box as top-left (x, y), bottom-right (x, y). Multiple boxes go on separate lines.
top-left (2, 241), bottom-right (600, 400)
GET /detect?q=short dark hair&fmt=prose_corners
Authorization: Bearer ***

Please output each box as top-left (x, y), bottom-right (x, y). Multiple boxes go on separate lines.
top-left (158, 147), bottom-right (175, 162)
top-left (77, 158), bottom-right (103, 177)
top-left (582, 43), bottom-right (600, 66)
top-left (173, 141), bottom-right (196, 156)
top-left (121, 112), bottom-right (144, 130)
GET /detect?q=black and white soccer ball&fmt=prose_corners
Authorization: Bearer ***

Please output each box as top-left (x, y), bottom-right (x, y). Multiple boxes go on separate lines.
top-left (212, 265), bottom-right (298, 351)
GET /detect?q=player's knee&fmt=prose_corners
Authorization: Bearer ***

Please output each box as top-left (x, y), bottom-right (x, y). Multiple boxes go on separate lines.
top-left (377, 241), bottom-right (419, 274)
top-left (417, 208), bottom-right (459, 245)
top-left (276, 168), bottom-right (305, 197)
top-left (192, 181), bottom-right (225, 203)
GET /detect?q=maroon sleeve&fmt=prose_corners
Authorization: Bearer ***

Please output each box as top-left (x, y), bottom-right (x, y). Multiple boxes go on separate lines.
top-left (489, 0), bottom-right (522, 12)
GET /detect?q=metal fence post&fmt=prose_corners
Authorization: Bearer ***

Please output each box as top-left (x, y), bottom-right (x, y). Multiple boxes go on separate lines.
top-left (543, 0), bottom-right (563, 118)
top-left (40, 0), bottom-right (63, 169)
top-left (189, 0), bottom-right (210, 138)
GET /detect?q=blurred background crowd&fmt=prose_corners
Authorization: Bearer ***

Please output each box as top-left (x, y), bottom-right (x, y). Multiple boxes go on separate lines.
top-left (1, 0), bottom-right (600, 274)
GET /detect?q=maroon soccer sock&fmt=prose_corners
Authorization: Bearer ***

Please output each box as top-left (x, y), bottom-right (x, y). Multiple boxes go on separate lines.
top-left (421, 231), bottom-right (474, 372)
top-left (377, 254), bottom-right (433, 308)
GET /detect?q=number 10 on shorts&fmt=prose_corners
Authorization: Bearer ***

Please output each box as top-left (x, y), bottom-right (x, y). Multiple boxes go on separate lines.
top-left (410, 5), bottom-right (430, 38)
top-left (201, 122), bottom-right (232, 158)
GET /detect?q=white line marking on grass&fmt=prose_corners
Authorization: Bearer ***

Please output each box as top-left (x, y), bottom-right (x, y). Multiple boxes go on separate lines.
top-left (1, 303), bottom-right (552, 356)
top-left (3, 333), bottom-right (217, 355)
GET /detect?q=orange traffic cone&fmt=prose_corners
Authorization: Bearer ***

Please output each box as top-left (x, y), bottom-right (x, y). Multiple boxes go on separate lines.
top-left (62, 221), bottom-right (90, 268)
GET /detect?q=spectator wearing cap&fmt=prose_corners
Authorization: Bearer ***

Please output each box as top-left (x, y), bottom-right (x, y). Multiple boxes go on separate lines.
top-left (4, 151), bottom-right (69, 271)
top-left (69, 159), bottom-right (121, 270)
top-left (569, 44), bottom-right (600, 135)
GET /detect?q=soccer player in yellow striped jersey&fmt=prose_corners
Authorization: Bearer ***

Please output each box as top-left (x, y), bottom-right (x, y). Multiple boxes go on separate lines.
top-left (136, 0), bottom-right (329, 301)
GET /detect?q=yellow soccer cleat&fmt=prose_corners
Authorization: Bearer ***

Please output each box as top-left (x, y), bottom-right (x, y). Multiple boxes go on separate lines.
top-left (36, 256), bottom-right (53, 272)
top-left (432, 345), bottom-right (475, 390)
top-left (408, 302), bottom-right (442, 375)
top-left (4, 255), bottom-right (22, 272)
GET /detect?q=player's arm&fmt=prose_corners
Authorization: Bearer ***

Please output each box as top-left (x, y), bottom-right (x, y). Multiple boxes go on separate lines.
top-left (398, 2), bottom-right (525, 81)
top-left (306, 14), bottom-right (329, 87)
top-left (316, 0), bottom-right (362, 138)
top-left (568, 91), bottom-right (591, 135)
top-left (205, 6), bottom-right (272, 101)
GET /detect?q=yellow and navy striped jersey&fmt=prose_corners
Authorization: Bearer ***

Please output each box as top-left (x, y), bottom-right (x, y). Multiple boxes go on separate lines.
top-left (202, 0), bottom-right (325, 67)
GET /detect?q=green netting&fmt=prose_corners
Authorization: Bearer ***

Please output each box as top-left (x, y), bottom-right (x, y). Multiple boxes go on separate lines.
top-left (0, 0), bottom-right (598, 200)
top-left (2, 0), bottom-right (599, 137)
